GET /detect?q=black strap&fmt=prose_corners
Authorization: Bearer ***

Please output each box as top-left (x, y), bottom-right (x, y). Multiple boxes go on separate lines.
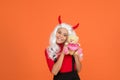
top-left (72, 55), bottom-right (75, 71)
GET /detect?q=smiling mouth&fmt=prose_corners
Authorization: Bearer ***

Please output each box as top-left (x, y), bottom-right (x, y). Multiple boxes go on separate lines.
top-left (57, 37), bottom-right (63, 42)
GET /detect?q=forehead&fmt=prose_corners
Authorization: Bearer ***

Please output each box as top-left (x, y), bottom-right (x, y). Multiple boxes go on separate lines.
top-left (57, 28), bottom-right (68, 33)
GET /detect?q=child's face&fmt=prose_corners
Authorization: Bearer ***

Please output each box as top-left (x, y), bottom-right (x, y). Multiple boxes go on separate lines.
top-left (56, 28), bottom-right (68, 44)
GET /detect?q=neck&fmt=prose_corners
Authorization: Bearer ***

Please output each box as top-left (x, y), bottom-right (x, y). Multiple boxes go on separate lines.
top-left (57, 43), bottom-right (64, 51)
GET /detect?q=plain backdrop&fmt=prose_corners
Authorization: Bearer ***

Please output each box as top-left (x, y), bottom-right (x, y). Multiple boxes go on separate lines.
top-left (0, 0), bottom-right (120, 80)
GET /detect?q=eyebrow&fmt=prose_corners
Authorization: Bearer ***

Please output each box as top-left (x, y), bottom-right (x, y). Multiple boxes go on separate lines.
top-left (57, 29), bottom-right (68, 35)
top-left (63, 32), bottom-right (67, 34)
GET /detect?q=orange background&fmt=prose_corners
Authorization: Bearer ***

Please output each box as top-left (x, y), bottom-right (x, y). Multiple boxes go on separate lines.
top-left (0, 0), bottom-right (120, 80)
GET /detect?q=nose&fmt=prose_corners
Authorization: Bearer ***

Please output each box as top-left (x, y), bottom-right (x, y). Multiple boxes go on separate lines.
top-left (59, 34), bottom-right (63, 38)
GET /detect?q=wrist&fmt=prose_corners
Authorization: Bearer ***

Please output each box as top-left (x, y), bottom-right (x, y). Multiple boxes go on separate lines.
top-left (73, 52), bottom-right (78, 57)
top-left (61, 52), bottom-right (65, 56)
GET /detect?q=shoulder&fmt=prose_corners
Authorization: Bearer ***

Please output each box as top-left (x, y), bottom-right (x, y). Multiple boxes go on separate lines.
top-left (44, 48), bottom-right (55, 62)
top-left (44, 48), bottom-right (53, 60)
top-left (44, 48), bottom-right (47, 53)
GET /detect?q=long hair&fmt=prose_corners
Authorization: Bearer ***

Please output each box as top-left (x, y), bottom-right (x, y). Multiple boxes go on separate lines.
top-left (47, 23), bottom-right (76, 60)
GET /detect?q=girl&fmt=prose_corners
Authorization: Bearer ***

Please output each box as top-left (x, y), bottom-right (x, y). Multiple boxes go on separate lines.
top-left (45, 16), bottom-right (82, 80)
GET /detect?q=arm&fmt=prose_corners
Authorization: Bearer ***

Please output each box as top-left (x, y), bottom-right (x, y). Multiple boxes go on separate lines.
top-left (73, 53), bottom-right (82, 72)
top-left (51, 52), bottom-right (65, 75)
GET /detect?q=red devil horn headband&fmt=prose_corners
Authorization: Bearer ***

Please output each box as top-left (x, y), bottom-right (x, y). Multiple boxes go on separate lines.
top-left (72, 23), bottom-right (79, 29)
top-left (58, 16), bottom-right (79, 30)
top-left (58, 16), bottom-right (62, 24)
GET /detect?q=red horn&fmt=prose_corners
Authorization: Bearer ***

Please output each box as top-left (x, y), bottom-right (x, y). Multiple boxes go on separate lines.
top-left (58, 16), bottom-right (62, 24)
top-left (73, 23), bottom-right (79, 29)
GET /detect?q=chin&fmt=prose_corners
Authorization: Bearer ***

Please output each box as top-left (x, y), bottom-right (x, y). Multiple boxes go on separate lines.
top-left (56, 41), bottom-right (64, 44)
top-left (56, 42), bottom-right (63, 44)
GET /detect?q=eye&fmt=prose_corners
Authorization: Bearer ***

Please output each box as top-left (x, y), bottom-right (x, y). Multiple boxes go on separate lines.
top-left (63, 33), bottom-right (68, 37)
top-left (57, 31), bottom-right (61, 34)
top-left (64, 34), bottom-right (67, 37)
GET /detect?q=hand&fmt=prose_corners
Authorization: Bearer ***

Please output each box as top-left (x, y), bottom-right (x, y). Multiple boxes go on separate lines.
top-left (69, 50), bottom-right (76, 55)
top-left (73, 48), bottom-right (81, 56)
top-left (74, 49), bottom-right (83, 61)
top-left (73, 51), bottom-right (79, 56)
top-left (62, 45), bottom-right (70, 55)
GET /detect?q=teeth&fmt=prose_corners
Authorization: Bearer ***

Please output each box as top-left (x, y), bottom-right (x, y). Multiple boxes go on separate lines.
top-left (57, 36), bottom-right (64, 42)
top-left (57, 38), bottom-right (62, 41)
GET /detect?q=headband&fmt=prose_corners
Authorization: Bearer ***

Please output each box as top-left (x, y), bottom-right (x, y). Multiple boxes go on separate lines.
top-left (58, 16), bottom-right (79, 30)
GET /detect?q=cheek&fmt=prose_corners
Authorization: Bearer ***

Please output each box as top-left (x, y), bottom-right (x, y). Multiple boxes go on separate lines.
top-left (56, 33), bottom-right (58, 37)
top-left (56, 33), bottom-right (60, 39)
top-left (63, 36), bottom-right (67, 41)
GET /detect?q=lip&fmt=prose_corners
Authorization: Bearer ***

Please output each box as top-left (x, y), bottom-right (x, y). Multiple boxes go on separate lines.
top-left (57, 37), bottom-right (63, 41)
